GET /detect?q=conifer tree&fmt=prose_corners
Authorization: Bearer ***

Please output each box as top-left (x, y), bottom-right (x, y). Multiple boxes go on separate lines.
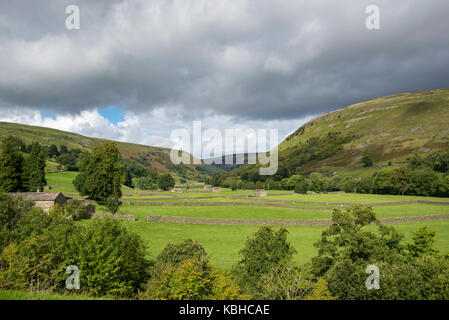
top-left (22, 142), bottom-right (47, 192)
top-left (0, 136), bottom-right (24, 192)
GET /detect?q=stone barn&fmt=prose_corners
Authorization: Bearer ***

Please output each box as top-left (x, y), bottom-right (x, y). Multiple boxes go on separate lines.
top-left (212, 187), bottom-right (222, 193)
top-left (253, 189), bottom-right (267, 197)
top-left (9, 192), bottom-right (67, 213)
top-left (170, 188), bottom-right (183, 193)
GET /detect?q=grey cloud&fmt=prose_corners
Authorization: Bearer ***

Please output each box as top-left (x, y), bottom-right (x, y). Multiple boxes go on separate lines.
top-left (0, 0), bottom-right (449, 121)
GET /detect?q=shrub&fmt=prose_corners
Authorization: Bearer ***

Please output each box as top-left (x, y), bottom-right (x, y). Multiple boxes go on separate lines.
top-left (105, 195), bottom-right (122, 214)
top-left (157, 174), bottom-right (175, 191)
top-left (65, 219), bottom-right (148, 297)
top-left (140, 259), bottom-right (245, 300)
top-left (294, 181), bottom-right (308, 194)
top-left (65, 199), bottom-right (90, 220)
top-left (433, 175), bottom-right (449, 197)
top-left (157, 239), bottom-right (208, 267)
top-left (135, 176), bottom-right (158, 190)
top-left (0, 223), bottom-right (75, 291)
top-left (361, 156), bottom-right (373, 167)
top-left (0, 194), bottom-right (35, 252)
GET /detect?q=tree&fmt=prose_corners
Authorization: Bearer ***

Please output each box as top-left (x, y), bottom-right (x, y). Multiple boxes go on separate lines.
top-left (389, 167), bottom-right (412, 195)
top-left (140, 259), bottom-right (245, 300)
top-left (123, 167), bottom-right (133, 188)
top-left (361, 156), bottom-right (373, 167)
top-left (406, 226), bottom-right (438, 259)
top-left (432, 175), bottom-right (449, 197)
top-left (82, 142), bottom-right (124, 201)
top-left (49, 144), bottom-right (60, 158)
top-left (105, 195), bottom-right (122, 214)
top-left (157, 239), bottom-right (208, 267)
top-left (22, 142), bottom-right (46, 192)
top-left (294, 180), bottom-right (308, 194)
top-left (260, 262), bottom-right (314, 300)
top-left (308, 173), bottom-right (328, 193)
top-left (0, 136), bottom-right (24, 192)
top-left (157, 173), bottom-right (175, 191)
top-left (232, 226), bottom-right (297, 298)
top-left (65, 199), bottom-right (90, 220)
top-left (311, 206), bottom-right (404, 278)
top-left (135, 176), bottom-right (157, 190)
top-left (65, 218), bottom-right (148, 297)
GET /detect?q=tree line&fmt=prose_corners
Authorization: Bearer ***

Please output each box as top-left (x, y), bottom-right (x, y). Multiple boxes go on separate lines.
top-left (210, 150), bottom-right (449, 197)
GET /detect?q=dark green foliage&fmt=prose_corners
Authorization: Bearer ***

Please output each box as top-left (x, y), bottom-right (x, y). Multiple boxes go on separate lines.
top-left (0, 193), bottom-right (148, 297)
top-left (157, 173), bottom-right (175, 191)
top-left (233, 226), bottom-right (297, 298)
top-left (22, 142), bottom-right (46, 192)
top-left (157, 239), bottom-right (208, 267)
top-left (361, 156), bottom-right (373, 167)
top-left (82, 142), bottom-right (124, 201)
top-left (311, 206), bottom-right (404, 278)
top-left (123, 167), bottom-right (133, 188)
top-left (73, 172), bottom-right (89, 196)
top-left (310, 205), bottom-right (449, 299)
top-left (1, 136), bottom-right (26, 153)
top-left (0, 137), bottom-right (24, 192)
top-left (432, 175), bottom-right (449, 197)
top-left (426, 150), bottom-right (449, 173)
top-left (55, 148), bottom-right (81, 171)
top-left (105, 195), bottom-right (122, 214)
top-left (64, 199), bottom-right (90, 221)
top-left (308, 173), bottom-right (328, 193)
top-left (49, 144), bottom-right (60, 158)
top-left (294, 180), bottom-right (308, 194)
top-left (65, 219), bottom-right (148, 297)
top-left (210, 173), bottom-right (224, 187)
top-left (135, 176), bottom-right (158, 190)
top-left (0, 223), bottom-right (75, 292)
top-left (0, 194), bottom-right (33, 252)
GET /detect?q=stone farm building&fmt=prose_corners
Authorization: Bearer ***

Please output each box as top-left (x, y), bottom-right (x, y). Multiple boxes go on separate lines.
top-left (9, 192), bottom-right (67, 213)
top-left (253, 189), bottom-right (267, 197)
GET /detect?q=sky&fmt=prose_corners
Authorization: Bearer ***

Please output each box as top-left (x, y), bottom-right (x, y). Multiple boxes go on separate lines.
top-left (1, 0), bottom-right (449, 157)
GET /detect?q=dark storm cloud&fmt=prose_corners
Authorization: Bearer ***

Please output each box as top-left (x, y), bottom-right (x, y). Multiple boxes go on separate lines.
top-left (0, 0), bottom-right (449, 120)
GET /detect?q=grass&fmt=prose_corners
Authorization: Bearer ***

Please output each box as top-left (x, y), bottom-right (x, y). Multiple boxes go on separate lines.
top-left (45, 171), bottom-right (449, 271)
top-left (46, 171), bottom-right (79, 186)
top-left (99, 205), bottom-right (334, 221)
top-left (0, 289), bottom-right (103, 300)
top-left (109, 218), bottom-right (449, 271)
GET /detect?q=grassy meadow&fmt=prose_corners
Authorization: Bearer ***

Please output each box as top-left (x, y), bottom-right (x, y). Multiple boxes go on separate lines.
top-left (43, 172), bottom-right (449, 272)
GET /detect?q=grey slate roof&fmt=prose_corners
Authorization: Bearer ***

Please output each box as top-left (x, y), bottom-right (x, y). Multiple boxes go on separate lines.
top-left (8, 192), bottom-right (65, 202)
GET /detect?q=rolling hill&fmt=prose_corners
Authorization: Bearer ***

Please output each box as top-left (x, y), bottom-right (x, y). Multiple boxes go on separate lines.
top-left (229, 88), bottom-right (449, 177)
top-left (0, 122), bottom-right (205, 181)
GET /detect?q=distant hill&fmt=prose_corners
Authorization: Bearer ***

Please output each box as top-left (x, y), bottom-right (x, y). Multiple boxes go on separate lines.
top-left (0, 122), bottom-right (208, 181)
top-left (229, 88), bottom-right (449, 178)
top-left (202, 153), bottom-right (257, 172)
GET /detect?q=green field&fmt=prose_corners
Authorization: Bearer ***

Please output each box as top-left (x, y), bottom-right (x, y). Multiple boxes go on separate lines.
top-left (105, 219), bottom-right (449, 271)
top-left (43, 171), bottom-right (449, 272)
top-left (46, 171), bottom-right (80, 187)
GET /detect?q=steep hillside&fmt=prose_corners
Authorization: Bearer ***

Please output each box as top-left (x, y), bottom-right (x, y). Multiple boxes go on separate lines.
top-left (0, 122), bottom-right (205, 181)
top-left (230, 88), bottom-right (449, 177)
